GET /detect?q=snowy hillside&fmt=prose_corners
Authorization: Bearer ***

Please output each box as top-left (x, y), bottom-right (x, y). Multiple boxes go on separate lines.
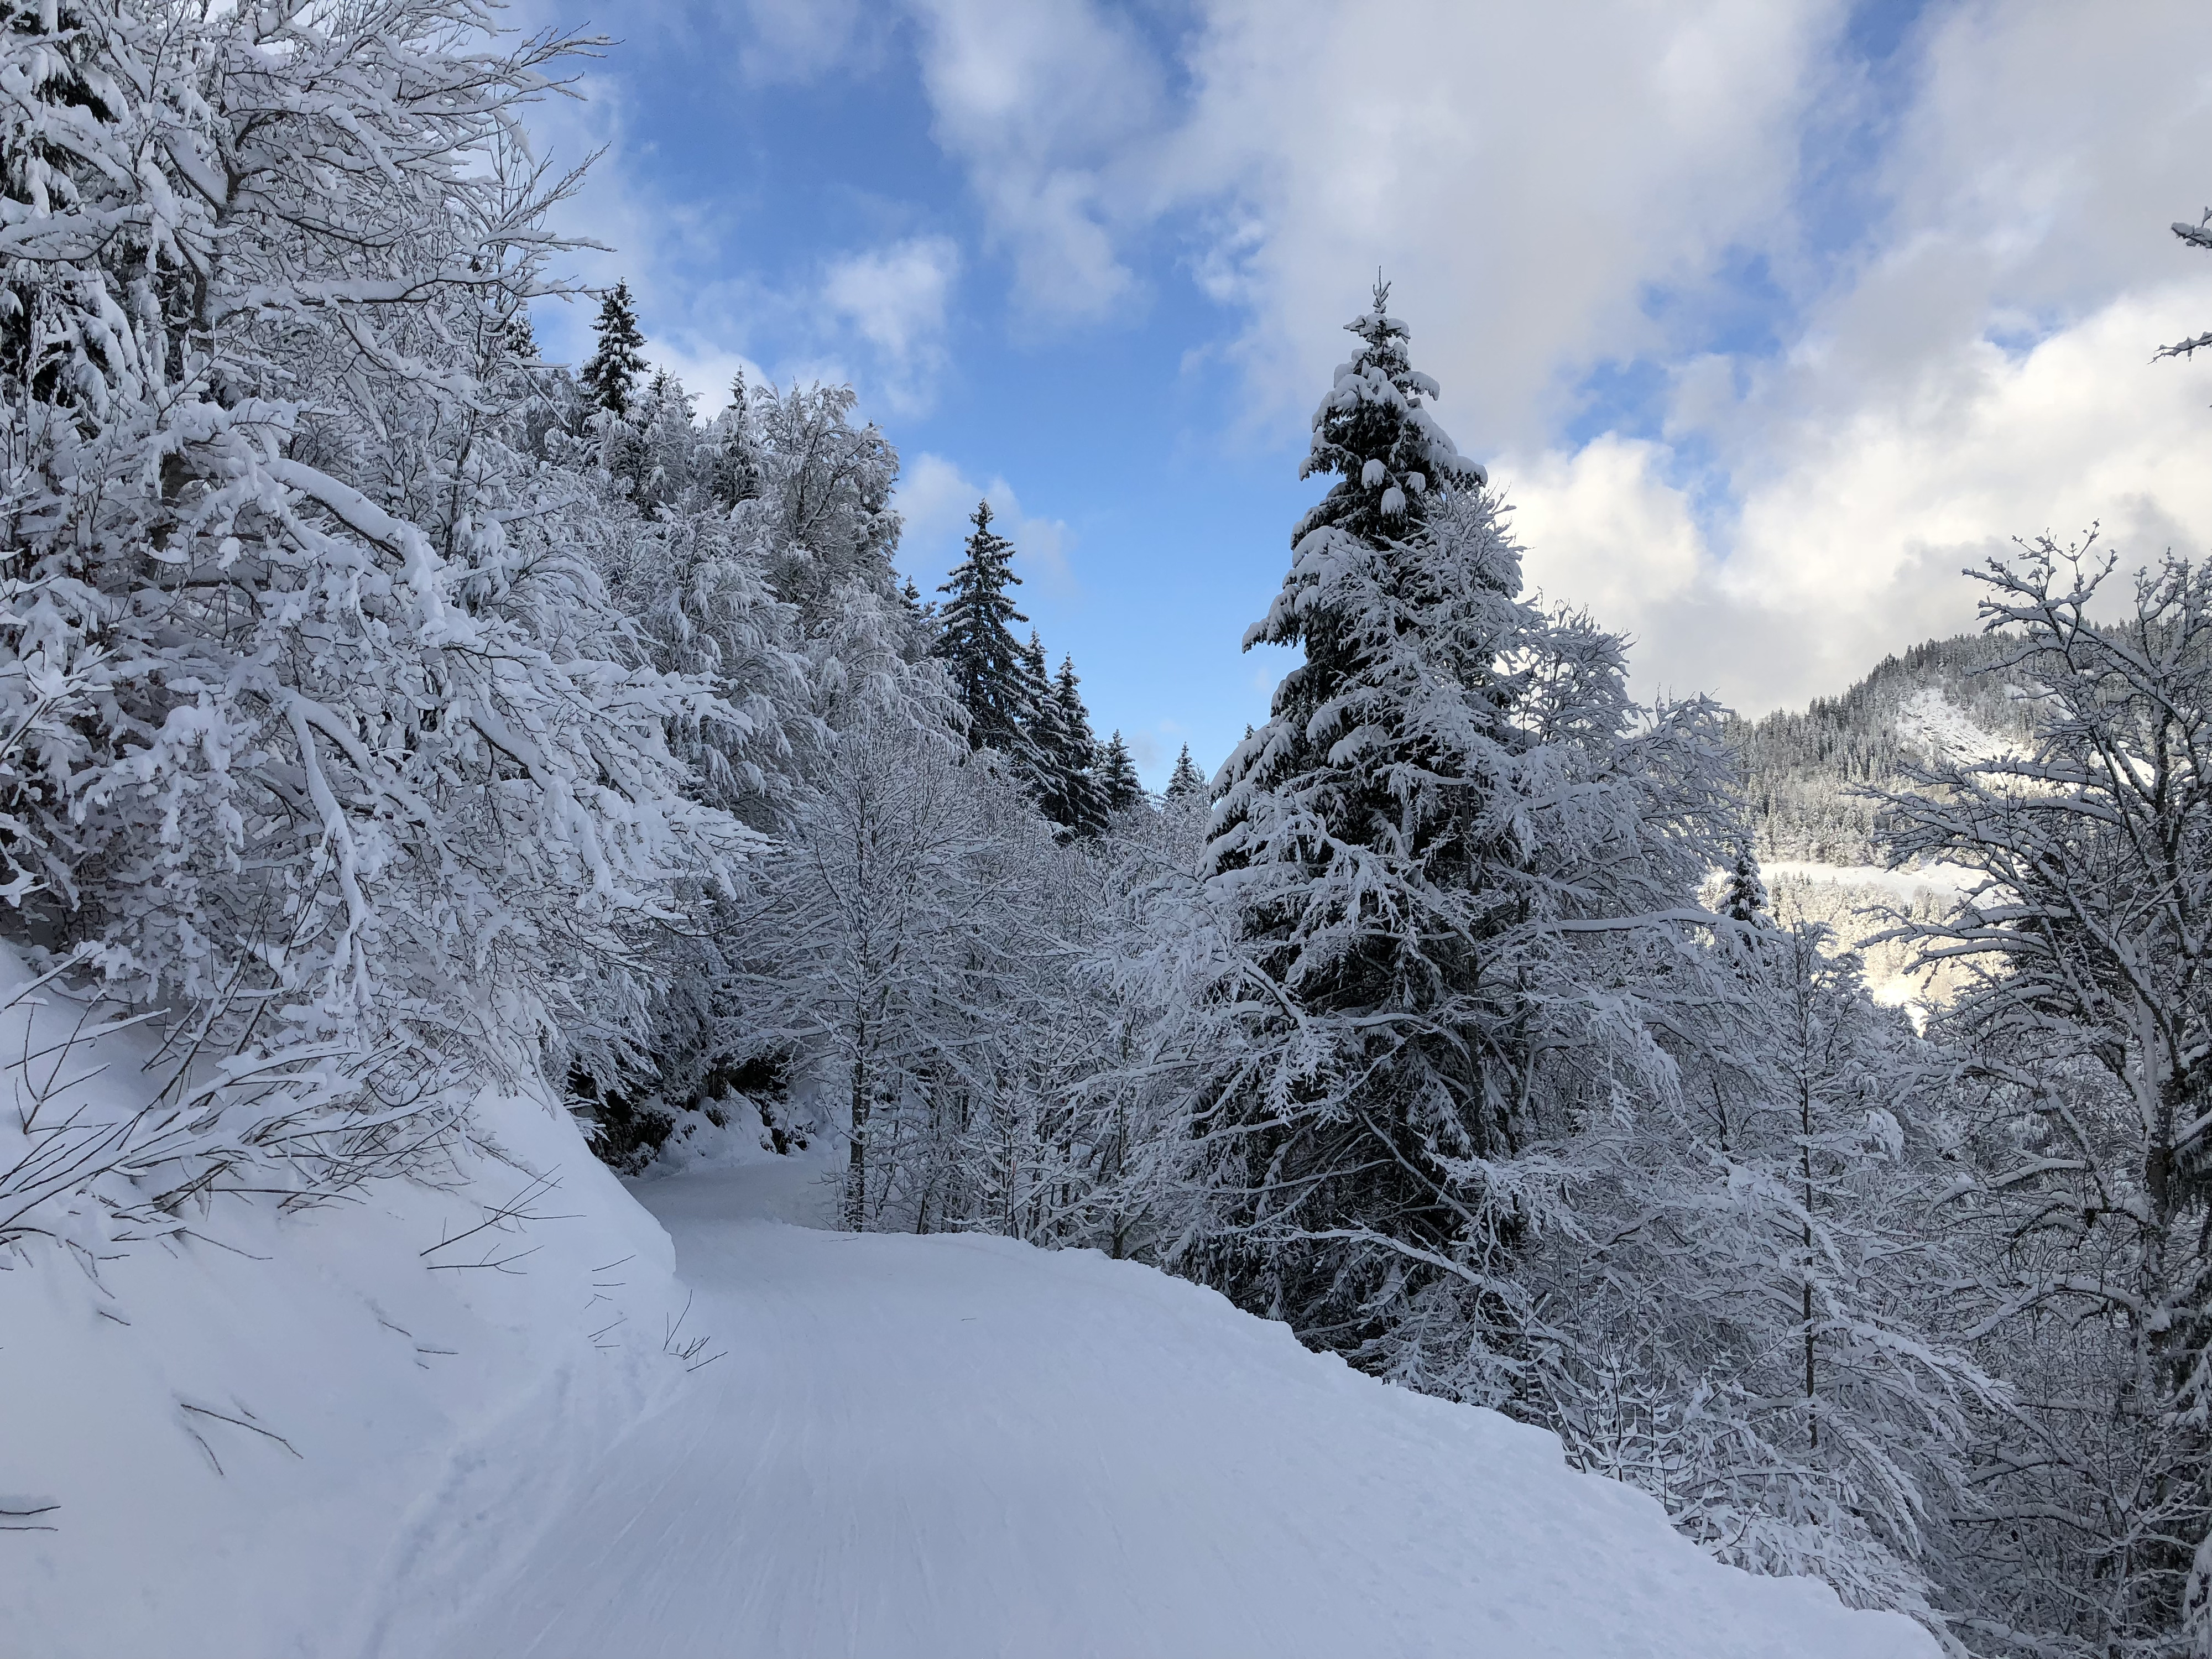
top-left (379, 1153), bottom-right (1940, 1659)
top-left (1, 942), bottom-right (690, 1659)
top-left (1725, 636), bottom-right (2034, 1005)
top-left (3, 973), bottom-right (1929, 1658)
top-left (1733, 632), bottom-right (2035, 865)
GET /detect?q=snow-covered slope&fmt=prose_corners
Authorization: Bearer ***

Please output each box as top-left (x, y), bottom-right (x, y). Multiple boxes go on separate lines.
top-left (6, 973), bottom-right (1933, 1659)
top-left (0, 945), bottom-right (689, 1659)
top-left (372, 1152), bottom-right (1937, 1659)
top-left (1734, 631), bottom-right (2035, 866)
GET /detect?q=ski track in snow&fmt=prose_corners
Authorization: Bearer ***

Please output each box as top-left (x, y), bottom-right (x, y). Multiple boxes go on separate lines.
top-left (371, 1156), bottom-right (1935, 1659)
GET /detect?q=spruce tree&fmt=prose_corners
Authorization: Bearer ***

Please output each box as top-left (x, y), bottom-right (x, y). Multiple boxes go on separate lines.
top-left (1100, 732), bottom-right (1144, 813)
top-left (932, 503), bottom-right (1031, 754)
top-left (1165, 744), bottom-right (1207, 801)
top-left (504, 306), bottom-right (540, 364)
top-left (1195, 281), bottom-right (1548, 1359)
top-left (1035, 656), bottom-right (1109, 839)
top-left (581, 280), bottom-right (648, 416)
top-left (1720, 841), bottom-right (1771, 925)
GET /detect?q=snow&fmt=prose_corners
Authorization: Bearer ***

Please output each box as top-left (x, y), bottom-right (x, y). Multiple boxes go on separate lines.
top-left (1760, 859), bottom-right (1982, 902)
top-left (1891, 687), bottom-right (2015, 766)
top-left (378, 1155), bottom-right (1936, 1659)
top-left (0, 942), bottom-right (688, 1659)
top-left (7, 980), bottom-right (1932, 1659)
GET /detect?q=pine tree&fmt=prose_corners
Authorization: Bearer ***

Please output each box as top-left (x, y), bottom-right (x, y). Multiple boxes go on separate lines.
top-left (1720, 842), bottom-right (1772, 925)
top-left (1100, 732), bottom-right (1145, 813)
top-left (504, 306), bottom-right (540, 364)
top-left (581, 280), bottom-right (648, 416)
top-left (932, 503), bottom-right (1032, 754)
top-left (1171, 283), bottom-right (1743, 1391)
top-left (1013, 629), bottom-right (1056, 792)
top-left (1035, 656), bottom-right (1109, 839)
top-left (1165, 745), bottom-right (1207, 801)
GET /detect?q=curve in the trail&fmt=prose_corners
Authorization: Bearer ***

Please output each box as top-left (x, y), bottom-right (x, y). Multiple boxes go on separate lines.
top-left (383, 1160), bottom-right (1936, 1659)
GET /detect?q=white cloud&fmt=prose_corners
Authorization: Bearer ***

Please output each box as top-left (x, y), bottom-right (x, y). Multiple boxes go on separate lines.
top-left (526, 0), bottom-right (2212, 718)
top-left (733, 0), bottom-right (884, 85)
top-left (824, 237), bottom-right (959, 360)
top-left (1506, 283), bottom-right (2212, 715)
top-left (822, 236), bottom-right (962, 412)
top-left (890, 0), bottom-right (2212, 711)
top-left (905, 0), bottom-right (1166, 322)
top-left (896, 453), bottom-right (1077, 595)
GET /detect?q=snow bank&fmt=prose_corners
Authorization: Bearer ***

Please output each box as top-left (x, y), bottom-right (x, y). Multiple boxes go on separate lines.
top-left (0, 947), bottom-right (688, 1659)
top-left (3, 951), bottom-right (1936, 1658)
top-left (379, 1161), bottom-right (1940, 1659)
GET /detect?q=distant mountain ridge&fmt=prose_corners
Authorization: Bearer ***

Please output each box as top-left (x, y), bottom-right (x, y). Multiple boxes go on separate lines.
top-left (1729, 633), bottom-right (2039, 863)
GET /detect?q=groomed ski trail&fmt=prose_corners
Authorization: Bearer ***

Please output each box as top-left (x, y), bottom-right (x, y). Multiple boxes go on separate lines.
top-left (370, 1157), bottom-right (1936, 1659)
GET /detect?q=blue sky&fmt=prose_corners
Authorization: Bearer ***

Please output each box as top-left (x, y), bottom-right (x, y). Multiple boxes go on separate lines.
top-left (521, 0), bottom-right (2212, 785)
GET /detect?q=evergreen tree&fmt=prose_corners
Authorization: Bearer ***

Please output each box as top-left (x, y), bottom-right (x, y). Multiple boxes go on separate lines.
top-left (932, 503), bottom-right (1032, 754)
top-left (1100, 732), bottom-right (1145, 813)
top-left (706, 369), bottom-right (765, 508)
top-left (504, 306), bottom-right (540, 364)
top-left (1190, 282), bottom-right (1535, 1354)
top-left (1720, 841), bottom-right (1772, 925)
top-left (1165, 745), bottom-right (1207, 801)
top-left (1035, 656), bottom-right (1109, 839)
top-left (1013, 629), bottom-right (1056, 791)
top-left (581, 280), bottom-right (648, 416)
top-left (1175, 284), bottom-right (1728, 1396)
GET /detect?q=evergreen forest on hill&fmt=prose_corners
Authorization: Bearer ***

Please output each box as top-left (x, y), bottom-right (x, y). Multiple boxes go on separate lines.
top-left (7, 6), bottom-right (2212, 1654)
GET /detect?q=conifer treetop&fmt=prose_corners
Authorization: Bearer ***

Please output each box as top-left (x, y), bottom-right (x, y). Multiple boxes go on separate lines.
top-left (1100, 731), bottom-right (1144, 813)
top-left (582, 280), bottom-right (649, 416)
top-left (1289, 278), bottom-right (1487, 560)
top-left (1165, 744), bottom-right (1207, 800)
top-left (932, 501), bottom-right (1033, 753)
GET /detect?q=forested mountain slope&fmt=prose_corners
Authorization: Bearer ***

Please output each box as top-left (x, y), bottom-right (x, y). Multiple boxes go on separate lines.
top-left (1731, 633), bottom-right (2038, 864)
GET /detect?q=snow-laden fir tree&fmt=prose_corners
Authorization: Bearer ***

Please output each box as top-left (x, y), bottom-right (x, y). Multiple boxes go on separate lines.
top-left (1720, 842), bottom-right (1772, 925)
top-left (581, 280), bottom-right (649, 416)
top-left (1124, 281), bottom-right (1762, 1431)
top-left (1182, 285), bottom-right (1631, 1377)
top-left (933, 503), bottom-right (1033, 754)
top-left (1036, 656), bottom-right (1109, 839)
top-left (1100, 732), bottom-right (1145, 814)
top-left (1165, 744), bottom-right (1207, 801)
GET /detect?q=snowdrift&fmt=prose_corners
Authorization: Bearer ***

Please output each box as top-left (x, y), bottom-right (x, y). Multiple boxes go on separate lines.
top-left (0, 945), bottom-right (688, 1659)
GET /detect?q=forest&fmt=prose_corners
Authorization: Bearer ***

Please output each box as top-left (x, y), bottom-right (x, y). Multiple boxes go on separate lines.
top-left (6, 5), bottom-right (2212, 1656)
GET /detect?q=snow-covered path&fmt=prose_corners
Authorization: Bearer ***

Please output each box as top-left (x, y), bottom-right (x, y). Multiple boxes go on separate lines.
top-left (373, 1159), bottom-right (1932, 1659)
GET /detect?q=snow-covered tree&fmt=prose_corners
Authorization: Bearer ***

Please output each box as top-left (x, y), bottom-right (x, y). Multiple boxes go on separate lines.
top-left (1165, 745), bottom-right (1207, 802)
top-left (1720, 842), bottom-right (1772, 925)
top-left (581, 280), bottom-right (648, 416)
top-left (934, 503), bottom-right (1033, 753)
top-left (1879, 538), bottom-right (2212, 1653)
top-left (1099, 732), bottom-right (1145, 814)
top-left (1035, 656), bottom-right (1108, 839)
top-left (731, 379), bottom-right (902, 620)
top-left (0, 0), bottom-right (733, 1229)
top-left (1550, 921), bottom-right (1990, 1621)
top-left (1168, 285), bottom-right (1732, 1397)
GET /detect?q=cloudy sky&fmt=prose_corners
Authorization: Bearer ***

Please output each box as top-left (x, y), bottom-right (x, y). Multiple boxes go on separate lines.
top-left (517, 0), bottom-right (2212, 783)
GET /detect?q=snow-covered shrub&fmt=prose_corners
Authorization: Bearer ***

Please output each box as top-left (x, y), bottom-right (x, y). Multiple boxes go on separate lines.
top-left (0, 0), bottom-right (735, 1235)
